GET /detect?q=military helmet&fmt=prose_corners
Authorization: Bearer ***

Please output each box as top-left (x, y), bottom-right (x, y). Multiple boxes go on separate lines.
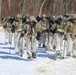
top-left (26, 14), bottom-right (29, 18)
top-left (29, 16), bottom-right (37, 22)
top-left (52, 16), bottom-right (56, 19)
top-left (16, 14), bottom-right (22, 18)
top-left (42, 14), bottom-right (46, 18)
top-left (71, 14), bottom-right (76, 19)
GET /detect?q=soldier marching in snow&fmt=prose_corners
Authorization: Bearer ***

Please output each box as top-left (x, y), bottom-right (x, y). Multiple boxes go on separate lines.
top-left (3, 16), bottom-right (13, 44)
top-left (12, 14), bottom-right (25, 56)
top-left (38, 14), bottom-right (49, 48)
top-left (2, 13), bottom-right (76, 60)
top-left (24, 16), bottom-right (39, 60)
top-left (71, 14), bottom-right (76, 57)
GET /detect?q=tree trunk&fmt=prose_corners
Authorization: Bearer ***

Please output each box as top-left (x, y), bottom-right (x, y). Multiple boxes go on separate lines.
top-left (8, 0), bottom-right (11, 15)
top-left (39, 0), bottom-right (46, 17)
top-left (0, 0), bottom-right (2, 23)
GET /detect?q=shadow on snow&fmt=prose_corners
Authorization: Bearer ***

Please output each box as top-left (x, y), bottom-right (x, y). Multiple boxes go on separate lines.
top-left (0, 47), bottom-right (14, 50)
top-left (37, 48), bottom-right (56, 60)
top-left (0, 51), bottom-right (26, 61)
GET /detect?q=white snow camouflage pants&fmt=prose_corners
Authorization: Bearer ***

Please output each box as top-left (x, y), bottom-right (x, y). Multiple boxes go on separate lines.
top-left (14, 32), bottom-right (25, 53)
top-left (46, 34), bottom-right (53, 51)
top-left (53, 33), bottom-right (73, 58)
top-left (4, 29), bottom-right (12, 44)
top-left (26, 35), bottom-right (38, 58)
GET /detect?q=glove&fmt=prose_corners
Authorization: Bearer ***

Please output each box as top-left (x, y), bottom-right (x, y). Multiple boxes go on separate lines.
top-left (11, 28), bottom-right (15, 33)
top-left (11, 25), bottom-right (15, 33)
top-left (21, 33), bottom-right (24, 37)
top-left (46, 29), bottom-right (49, 33)
top-left (3, 25), bottom-right (7, 29)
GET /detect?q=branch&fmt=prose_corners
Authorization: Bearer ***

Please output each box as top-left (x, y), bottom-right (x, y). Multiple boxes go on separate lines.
top-left (39, 0), bottom-right (47, 17)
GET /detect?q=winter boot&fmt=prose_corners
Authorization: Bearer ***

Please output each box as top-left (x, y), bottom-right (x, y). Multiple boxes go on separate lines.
top-left (32, 53), bottom-right (36, 59)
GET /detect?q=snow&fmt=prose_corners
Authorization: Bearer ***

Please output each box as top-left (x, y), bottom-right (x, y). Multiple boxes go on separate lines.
top-left (34, 58), bottom-right (76, 75)
top-left (0, 31), bottom-right (76, 75)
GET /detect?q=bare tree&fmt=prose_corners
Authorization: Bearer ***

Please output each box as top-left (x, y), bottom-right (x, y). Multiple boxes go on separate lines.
top-left (0, 0), bottom-right (2, 22)
top-left (1, 0), bottom-right (76, 17)
top-left (39, 0), bottom-right (46, 17)
top-left (8, 0), bottom-right (11, 15)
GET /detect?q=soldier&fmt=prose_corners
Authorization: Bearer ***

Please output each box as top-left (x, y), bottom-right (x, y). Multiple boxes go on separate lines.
top-left (63, 19), bottom-right (73, 58)
top-left (3, 17), bottom-right (8, 44)
top-left (46, 16), bottom-right (56, 51)
top-left (71, 15), bottom-right (76, 57)
top-left (3, 17), bottom-right (13, 44)
top-left (38, 14), bottom-right (49, 48)
top-left (25, 14), bottom-right (30, 23)
top-left (12, 14), bottom-right (24, 55)
top-left (25, 16), bottom-right (39, 60)
top-left (53, 17), bottom-right (64, 57)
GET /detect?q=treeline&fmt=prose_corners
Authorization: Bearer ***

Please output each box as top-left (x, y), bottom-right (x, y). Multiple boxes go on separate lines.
top-left (1, 0), bottom-right (76, 18)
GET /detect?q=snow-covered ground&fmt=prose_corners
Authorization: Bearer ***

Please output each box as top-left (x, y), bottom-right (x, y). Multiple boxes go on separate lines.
top-left (0, 29), bottom-right (76, 75)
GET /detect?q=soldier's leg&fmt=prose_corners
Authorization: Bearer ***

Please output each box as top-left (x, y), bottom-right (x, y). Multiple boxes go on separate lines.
top-left (39, 34), bottom-right (43, 47)
top-left (15, 33), bottom-right (21, 54)
top-left (46, 35), bottom-right (53, 51)
top-left (9, 32), bottom-right (13, 44)
top-left (14, 32), bottom-right (17, 48)
top-left (18, 36), bottom-right (25, 56)
top-left (43, 33), bottom-right (46, 48)
top-left (55, 33), bottom-right (61, 57)
top-left (22, 37), bottom-right (25, 50)
top-left (61, 40), bottom-right (67, 58)
top-left (66, 34), bottom-right (73, 57)
top-left (23, 35), bottom-right (27, 49)
top-left (5, 30), bottom-right (9, 44)
top-left (32, 38), bottom-right (38, 58)
top-left (26, 36), bottom-right (31, 59)
top-left (72, 39), bottom-right (76, 57)
top-left (53, 34), bottom-right (57, 50)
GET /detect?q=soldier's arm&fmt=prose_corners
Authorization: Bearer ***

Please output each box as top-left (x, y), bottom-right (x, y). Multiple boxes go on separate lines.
top-left (35, 23), bottom-right (40, 32)
top-left (3, 22), bottom-right (7, 29)
top-left (22, 24), bottom-right (27, 34)
top-left (46, 22), bottom-right (50, 32)
top-left (64, 22), bottom-right (68, 34)
top-left (50, 23), bottom-right (57, 31)
top-left (11, 21), bottom-right (17, 33)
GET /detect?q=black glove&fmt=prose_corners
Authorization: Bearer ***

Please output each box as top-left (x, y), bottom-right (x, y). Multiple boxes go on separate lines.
top-left (11, 25), bottom-right (15, 33)
top-left (46, 29), bottom-right (49, 33)
top-left (21, 33), bottom-right (24, 37)
top-left (11, 28), bottom-right (15, 33)
top-left (36, 32), bottom-right (40, 40)
top-left (3, 25), bottom-right (7, 29)
top-left (42, 30), bottom-right (46, 33)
